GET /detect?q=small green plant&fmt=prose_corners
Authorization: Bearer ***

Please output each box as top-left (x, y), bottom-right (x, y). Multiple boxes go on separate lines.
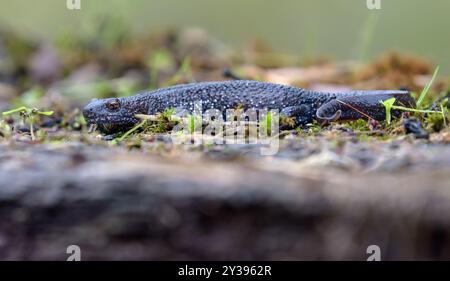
top-left (380, 66), bottom-right (444, 126)
top-left (111, 108), bottom-right (179, 143)
top-left (381, 98), bottom-right (444, 125)
top-left (2, 106), bottom-right (54, 141)
top-left (381, 97), bottom-right (396, 125)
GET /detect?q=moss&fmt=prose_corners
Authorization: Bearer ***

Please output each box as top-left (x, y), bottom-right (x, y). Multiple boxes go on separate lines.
top-left (343, 119), bottom-right (368, 131)
top-left (425, 112), bottom-right (447, 132)
top-left (295, 120), bottom-right (322, 137)
top-left (279, 115), bottom-right (296, 129)
top-left (142, 108), bottom-right (179, 134)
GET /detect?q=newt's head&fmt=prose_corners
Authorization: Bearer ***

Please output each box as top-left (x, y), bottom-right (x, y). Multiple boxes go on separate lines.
top-left (83, 97), bottom-right (144, 134)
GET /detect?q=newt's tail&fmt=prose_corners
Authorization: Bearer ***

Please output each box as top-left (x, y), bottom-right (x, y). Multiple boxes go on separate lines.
top-left (316, 91), bottom-right (415, 122)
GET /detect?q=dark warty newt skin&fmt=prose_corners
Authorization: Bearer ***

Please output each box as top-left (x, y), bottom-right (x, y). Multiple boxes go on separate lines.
top-left (82, 80), bottom-right (415, 134)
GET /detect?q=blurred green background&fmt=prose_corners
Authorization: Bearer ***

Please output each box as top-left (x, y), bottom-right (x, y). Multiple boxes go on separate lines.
top-left (1, 0), bottom-right (449, 71)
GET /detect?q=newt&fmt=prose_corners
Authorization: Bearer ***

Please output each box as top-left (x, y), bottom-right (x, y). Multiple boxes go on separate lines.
top-left (82, 80), bottom-right (415, 134)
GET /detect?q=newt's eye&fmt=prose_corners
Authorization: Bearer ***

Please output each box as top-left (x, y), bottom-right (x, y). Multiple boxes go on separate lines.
top-left (106, 99), bottom-right (121, 111)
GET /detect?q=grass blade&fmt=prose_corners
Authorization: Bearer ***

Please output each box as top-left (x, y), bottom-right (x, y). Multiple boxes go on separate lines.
top-left (37, 110), bottom-right (54, 116)
top-left (2, 106), bottom-right (27, 116)
top-left (417, 66), bottom-right (439, 108)
top-left (113, 120), bottom-right (147, 143)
